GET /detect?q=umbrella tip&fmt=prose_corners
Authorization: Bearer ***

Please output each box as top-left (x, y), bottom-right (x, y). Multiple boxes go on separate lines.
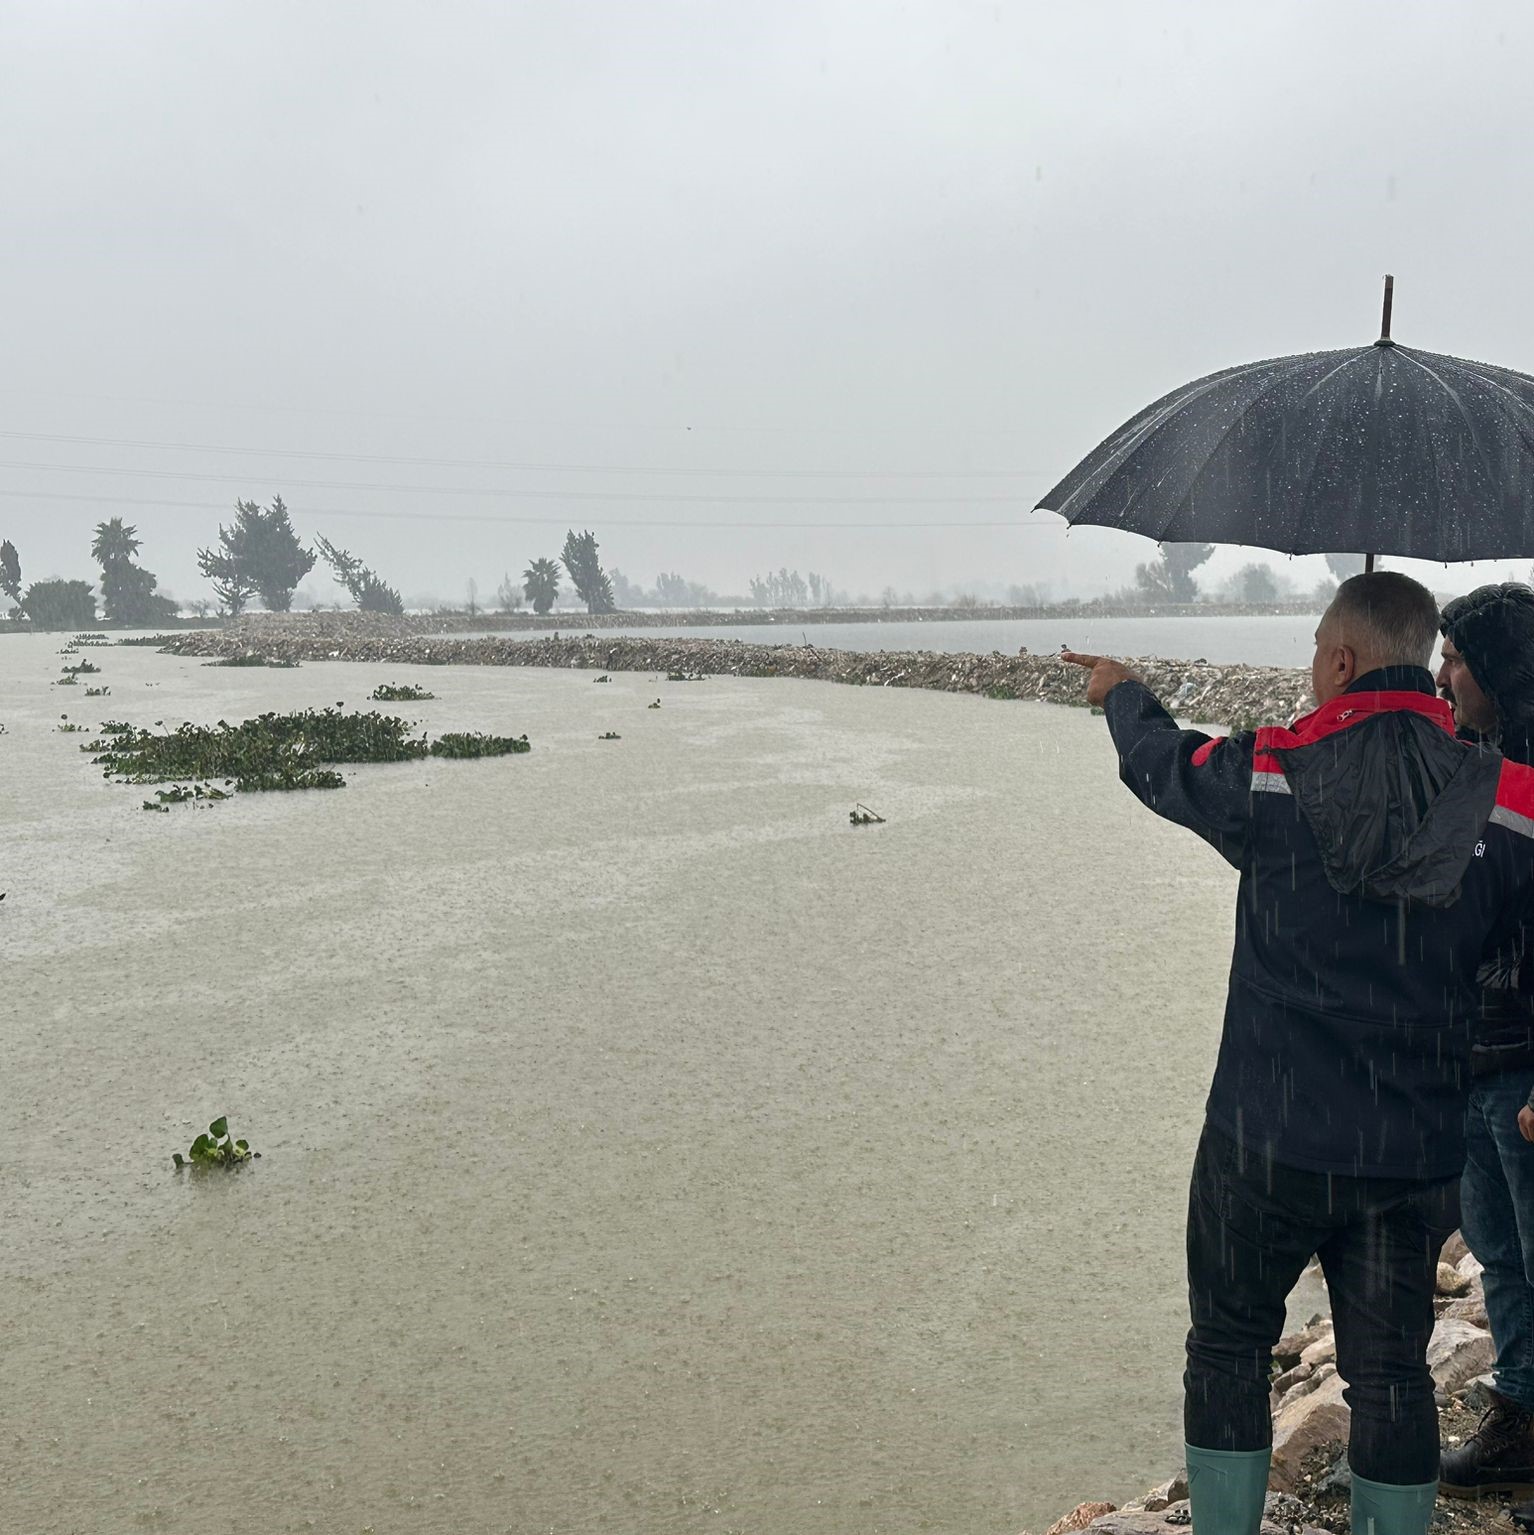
top-left (1376, 273), bottom-right (1395, 346)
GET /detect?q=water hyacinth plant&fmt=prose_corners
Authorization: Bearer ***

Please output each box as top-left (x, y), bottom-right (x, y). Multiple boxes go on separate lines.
top-left (204, 654), bottom-right (300, 668)
top-left (89, 708), bottom-right (530, 795)
top-left (429, 731), bottom-right (530, 758)
top-left (370, 683), bottom-right (435, 701)
top-left (144, 782), bottom-right (232, 807)
top-left (172, 1115), bottom-right (257, 1170)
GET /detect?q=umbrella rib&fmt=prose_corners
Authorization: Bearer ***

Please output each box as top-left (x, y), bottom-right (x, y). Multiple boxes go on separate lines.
top-left (1299, 352), bottom-right (1371, 405)
top-left (1439, 356), bottom-right (1534, 460)
top-left (1395, 350), bottom-right (1501, 494)
top-left (1048, 354), bottom-right (1297, 516)
top-left (1092, 361), bottom-right (1305, 535)
top-left (1158, 353), bottom-right (1368, 548)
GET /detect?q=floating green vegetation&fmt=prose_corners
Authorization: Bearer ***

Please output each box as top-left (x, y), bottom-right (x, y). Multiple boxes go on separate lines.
top-left (74, 633), bottom-right (108, 641)
top-left (84, 685), bottom-right (110, 697)
top-left (598, 730), bottom-right (621, 740)
top-left (204, 653), bottom-right (300, 668)
top-left (61, 661), bottom-right (100, 675)
top-left (54, 675), bottom-right (78, 687)
top-left (116, 634), bottom-right (177, 646)
top-left (985, 683), bottom-right (1018, 701)
top-left (90, 707), bottom-right (530, 794)
top-left (172, 1115), bottom-right (258, 1171)
top-left (647, 698), bottom-right (661, 709)
top-left (57, 716), bottom-right (87, 733)
top-left (430, 731), bottom-right (530, 759)
top-left (593, 674), bottom-right (611, 683)
top-left (370, 683), bottom-right (435, 701)
top-left (666, 670), bottom-right (707, 682)
top-left (849, 803), bottom-right (886, 826)
top-left (143, 782), bottom-right (233, 810)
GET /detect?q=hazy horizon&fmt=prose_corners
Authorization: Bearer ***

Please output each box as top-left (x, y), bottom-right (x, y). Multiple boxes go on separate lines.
top-left (7, 3), bottom-right (1534, 611)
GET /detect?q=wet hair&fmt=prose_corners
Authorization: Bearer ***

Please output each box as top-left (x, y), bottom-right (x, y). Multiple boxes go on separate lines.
top-left (1324, 572), bottom-right (1441, 668)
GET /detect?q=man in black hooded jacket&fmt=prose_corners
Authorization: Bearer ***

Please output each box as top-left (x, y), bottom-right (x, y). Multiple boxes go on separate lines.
top-left (1433, 584), bottom-right (1534, 1508)
top-left (1066, 572), bottom-right (1534, 1535)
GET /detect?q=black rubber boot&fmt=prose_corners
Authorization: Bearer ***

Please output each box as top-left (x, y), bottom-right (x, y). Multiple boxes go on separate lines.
top-left (1440, 1387), bottom-right (1534, 1499)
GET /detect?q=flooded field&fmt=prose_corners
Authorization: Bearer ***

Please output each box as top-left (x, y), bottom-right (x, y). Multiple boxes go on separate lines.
top-left (2, 634), bottom-right (1249, 1534)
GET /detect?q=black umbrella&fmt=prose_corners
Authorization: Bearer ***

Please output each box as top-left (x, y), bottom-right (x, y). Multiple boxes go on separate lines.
top-left (1037, 278), bottom-right (1534, 567)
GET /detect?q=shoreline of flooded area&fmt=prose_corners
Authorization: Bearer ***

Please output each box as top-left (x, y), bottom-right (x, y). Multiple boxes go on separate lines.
top-left (6, 635), bottom-right (1247, 1533)
top-left (162, 616), bottom-right (1315, 731)
top-left (94, 605), bottom-right (1332, 668)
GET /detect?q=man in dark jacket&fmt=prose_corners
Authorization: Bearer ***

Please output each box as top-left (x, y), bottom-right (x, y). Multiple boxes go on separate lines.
top-left (1065, 572), bottom-right (1534, 1535)
top-left (1433, 584), bottom-right (1534, 1507)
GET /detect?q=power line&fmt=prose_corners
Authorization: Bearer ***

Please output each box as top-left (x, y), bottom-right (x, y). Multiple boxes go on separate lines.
top-left (0, 486), bottom-right (1067, 532)
top-left (0, 428), bottom-right (1046, 480)
top-left (0, 384), bottom-right (1034, 440)
top-left (0, 457), bottom-right (1046, 506)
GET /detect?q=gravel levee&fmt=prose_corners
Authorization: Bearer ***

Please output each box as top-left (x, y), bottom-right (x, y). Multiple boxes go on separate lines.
top-left (156, 613), bottom-right (1316, 731)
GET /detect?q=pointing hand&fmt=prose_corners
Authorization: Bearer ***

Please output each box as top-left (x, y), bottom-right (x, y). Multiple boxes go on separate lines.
top-left (1061, 651), bottom-right (1138, 708)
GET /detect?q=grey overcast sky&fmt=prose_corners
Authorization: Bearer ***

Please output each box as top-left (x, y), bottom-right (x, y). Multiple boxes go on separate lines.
top-left (4, 0), bottom-right (1534, 607)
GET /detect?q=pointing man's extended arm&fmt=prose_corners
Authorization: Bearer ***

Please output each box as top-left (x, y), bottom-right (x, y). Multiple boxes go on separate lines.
top-left (1062, 653), bottom-right (1255, 865)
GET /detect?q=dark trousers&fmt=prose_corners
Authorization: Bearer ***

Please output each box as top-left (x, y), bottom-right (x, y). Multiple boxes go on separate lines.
top-left (1184, 1121), bottom-right (1459, 1485)
top-left (1461, 1072), bottom-right (1534, 1411)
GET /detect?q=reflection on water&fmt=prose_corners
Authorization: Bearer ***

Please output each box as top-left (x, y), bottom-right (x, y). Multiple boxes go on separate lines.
top-left (5, 637), bottom-right (1244, 1532)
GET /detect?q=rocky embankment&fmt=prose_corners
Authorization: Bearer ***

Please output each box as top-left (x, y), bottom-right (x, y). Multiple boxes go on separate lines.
top-left (157, 613), bottom-right (1314, 730)
top-left (1031, 1234), bottom-right (1505, 1534)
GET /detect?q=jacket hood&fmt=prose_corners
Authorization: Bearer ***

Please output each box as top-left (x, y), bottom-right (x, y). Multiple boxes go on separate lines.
top-left (1441, 583), bottom-right (1534, 766)
top-left (1268, 700), bottom-right (1502, 909)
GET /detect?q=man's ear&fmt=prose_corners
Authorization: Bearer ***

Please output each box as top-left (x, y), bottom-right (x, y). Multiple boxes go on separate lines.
top-left (1334, 643), bottom-right (1358, 687)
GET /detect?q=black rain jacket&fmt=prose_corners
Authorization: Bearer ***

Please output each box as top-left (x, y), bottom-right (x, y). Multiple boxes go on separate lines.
top-left (1105, 666), bottom-right (1534, 1178)
top-left (1441, 583), bottom-right (1534, 1096)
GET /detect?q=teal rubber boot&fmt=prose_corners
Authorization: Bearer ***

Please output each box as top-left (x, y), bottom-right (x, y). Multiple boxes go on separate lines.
top-left (1349, 1471), bottom-right (1436, 1535)
top-left (1185, 1442), bottom-right (1271, 1534)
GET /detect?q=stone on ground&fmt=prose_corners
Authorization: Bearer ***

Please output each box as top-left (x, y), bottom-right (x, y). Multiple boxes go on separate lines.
top-left (1043, 1503), bottom-right (1116, 1534)
top-left (1270, 1372), bottom-right (1350, 1492)
top-left (1429, 1318), bottom-right (1496, 1393)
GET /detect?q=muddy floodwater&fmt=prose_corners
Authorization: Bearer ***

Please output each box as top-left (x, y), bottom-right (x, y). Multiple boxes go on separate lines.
top-left (3, 635), bottom-right (1264, 1533)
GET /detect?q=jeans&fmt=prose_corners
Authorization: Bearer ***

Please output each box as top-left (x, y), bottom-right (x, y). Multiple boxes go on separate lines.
top-left (1461, 1072), bottom-right (1534, 1412)
top-left (1184, 1121), bottom-right (1460, 1485)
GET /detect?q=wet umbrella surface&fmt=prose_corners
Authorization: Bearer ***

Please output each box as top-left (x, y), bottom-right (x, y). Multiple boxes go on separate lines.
top-left (1038, 280), bottom-right (1534, 563)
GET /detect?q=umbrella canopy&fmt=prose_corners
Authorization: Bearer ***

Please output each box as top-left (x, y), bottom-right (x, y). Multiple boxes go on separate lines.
top-left (1037, 281), bottom-right (1534, 563)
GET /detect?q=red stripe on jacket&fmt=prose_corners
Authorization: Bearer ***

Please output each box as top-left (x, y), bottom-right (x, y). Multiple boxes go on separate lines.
top-left (1252, 691), bottom-right (1454, 774)
top-left (1497, 758), bottom-right (1534, 820)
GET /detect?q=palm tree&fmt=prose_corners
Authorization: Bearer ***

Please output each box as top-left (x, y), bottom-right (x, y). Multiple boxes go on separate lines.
top-left (91, 518), bottom-right (142, 569)
top-left (91, 518), bottom-right (174, 624)
top-left (523, 557), bottom-right (562, 615)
